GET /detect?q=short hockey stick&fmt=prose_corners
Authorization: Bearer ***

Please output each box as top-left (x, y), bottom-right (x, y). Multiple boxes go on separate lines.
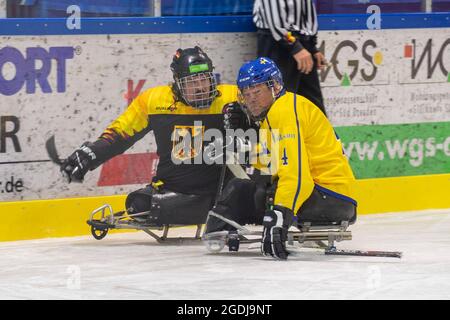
top-left (45, 135), bottom-right (64, 165)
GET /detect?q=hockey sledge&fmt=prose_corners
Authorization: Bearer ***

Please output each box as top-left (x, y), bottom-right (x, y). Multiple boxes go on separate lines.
top-left (87, 204), bottom-right (203, 243)
top-left (202, 211), bottom-right (402, 259)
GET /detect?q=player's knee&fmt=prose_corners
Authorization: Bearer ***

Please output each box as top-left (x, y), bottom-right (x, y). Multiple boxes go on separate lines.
top-left (206, 178), bottom-right (268, 233)
top-left (125, 186), bottom-right (153, 214)
top-left (126, 196), bottom-right (149, 214)
top-left (218, 178), bottom-right (255, 205)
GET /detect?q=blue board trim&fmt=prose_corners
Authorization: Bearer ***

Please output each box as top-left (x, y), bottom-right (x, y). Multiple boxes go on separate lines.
top-left (318, 12), bottom-right (450, 30)
top-left (0, 13), bottom-right (449, 36)
top-left (0, 16), bottom-right (254, 36)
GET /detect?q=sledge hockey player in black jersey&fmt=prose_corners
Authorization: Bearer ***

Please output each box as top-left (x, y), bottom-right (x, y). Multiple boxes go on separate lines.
top-left (58, 47), bottom-right (239, 239)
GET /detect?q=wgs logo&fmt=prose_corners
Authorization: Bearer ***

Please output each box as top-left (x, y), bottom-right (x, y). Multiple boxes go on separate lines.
top-left (404, 39), bottom-right (450, 81)
top-left (319, 39), bottom-right (384, 86)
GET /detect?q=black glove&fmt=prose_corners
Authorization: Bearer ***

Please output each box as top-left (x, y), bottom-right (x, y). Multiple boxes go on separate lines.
top-left (60, 142), bottom-right (98, 183)
top-left (261, 205), bottom-right (294, 260)
top-left (223, 102), bottom-right (251, 130)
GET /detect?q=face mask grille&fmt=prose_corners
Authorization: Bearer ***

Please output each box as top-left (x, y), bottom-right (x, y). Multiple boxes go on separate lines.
top-left (238, 79), bottom-right (281, 121)
top-left (176, 72), bottom-right (218, 109)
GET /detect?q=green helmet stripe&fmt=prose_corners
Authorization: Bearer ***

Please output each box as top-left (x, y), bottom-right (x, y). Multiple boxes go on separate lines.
top-left (189, 63), bottom-right (209, 73)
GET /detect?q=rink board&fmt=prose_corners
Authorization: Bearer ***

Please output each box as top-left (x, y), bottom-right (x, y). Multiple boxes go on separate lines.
top-left (0, 14), bottom-right (449, 241)
top-left (1, 173), bottom-right (449, 242)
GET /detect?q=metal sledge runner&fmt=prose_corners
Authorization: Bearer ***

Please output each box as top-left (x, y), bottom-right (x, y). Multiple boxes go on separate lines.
top-left (202, 210), bottom-right (402, 259)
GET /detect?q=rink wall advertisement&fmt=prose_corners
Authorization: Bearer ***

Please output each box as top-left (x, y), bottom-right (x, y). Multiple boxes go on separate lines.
top-left (0, 15), bottom-right (449, 240)
top-left (319, 30), bottom-right (450, 180)
top-left (0, 32), bottom-right (256, 202)
top-left (1, 28), bottom-right (449, 201)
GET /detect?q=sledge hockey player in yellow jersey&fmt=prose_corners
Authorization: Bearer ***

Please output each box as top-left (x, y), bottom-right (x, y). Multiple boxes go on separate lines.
top-left (59, 47), bottom-right (238, 226)
top-left (253, 84), bottom-right (356, 217)
top-left (204, 57), bottom-right (357, 260)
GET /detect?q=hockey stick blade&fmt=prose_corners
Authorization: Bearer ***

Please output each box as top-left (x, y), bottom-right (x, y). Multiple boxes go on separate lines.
top-left (325, 248), bottom-right (402, 259)
top-left (227, 163), bottom-right (250, 180)
top-left (45, 135), bottom-right (64, 165)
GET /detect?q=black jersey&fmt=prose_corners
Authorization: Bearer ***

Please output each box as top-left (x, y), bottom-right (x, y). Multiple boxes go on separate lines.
top-left (96, 84), bottom-right (238, 195)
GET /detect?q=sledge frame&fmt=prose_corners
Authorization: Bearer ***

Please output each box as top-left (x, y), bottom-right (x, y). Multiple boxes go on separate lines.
top-left (87, 204), bottom-right (203, 243)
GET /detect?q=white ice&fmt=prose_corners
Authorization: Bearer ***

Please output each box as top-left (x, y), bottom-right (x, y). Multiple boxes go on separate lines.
top-left (1, 209), bottom-right (450, 300)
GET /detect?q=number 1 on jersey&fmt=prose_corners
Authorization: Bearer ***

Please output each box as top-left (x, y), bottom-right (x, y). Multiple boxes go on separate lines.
top-left (282, 148), bottom-right (288, 165)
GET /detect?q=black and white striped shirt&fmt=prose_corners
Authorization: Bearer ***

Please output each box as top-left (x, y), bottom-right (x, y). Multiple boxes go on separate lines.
top-left (253, 0), bottom-right (319, 41)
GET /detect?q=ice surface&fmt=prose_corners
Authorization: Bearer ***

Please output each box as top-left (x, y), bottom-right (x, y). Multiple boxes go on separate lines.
top-left (1, 209), bottom-right (449, 300)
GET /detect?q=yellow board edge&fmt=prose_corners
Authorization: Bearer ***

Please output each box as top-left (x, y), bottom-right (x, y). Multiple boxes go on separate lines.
top-left (0, 173), bottom-right (449, 242)
top-left (353, 173), bottom-right (450, 214)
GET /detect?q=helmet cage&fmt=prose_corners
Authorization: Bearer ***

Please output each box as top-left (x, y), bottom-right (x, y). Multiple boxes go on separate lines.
top-left (238, 78), bottom-right (281, 121)
top-left (175, 72), bottom-right (218, 109)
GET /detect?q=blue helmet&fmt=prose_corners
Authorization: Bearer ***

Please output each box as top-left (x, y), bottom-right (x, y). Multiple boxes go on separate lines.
top-left (236, 57), bottom-right (284, 91)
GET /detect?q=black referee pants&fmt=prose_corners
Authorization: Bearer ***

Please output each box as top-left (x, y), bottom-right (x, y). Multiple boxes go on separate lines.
top-left (257, 29), bottom-right (326, 116)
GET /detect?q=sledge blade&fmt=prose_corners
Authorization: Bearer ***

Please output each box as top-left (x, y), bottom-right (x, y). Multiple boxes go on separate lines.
top-left (325, 248), bottom-right (402, 259)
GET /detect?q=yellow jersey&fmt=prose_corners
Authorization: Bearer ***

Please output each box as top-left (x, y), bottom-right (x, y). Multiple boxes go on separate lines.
top-left (256, 92), bottom-right (356, 215)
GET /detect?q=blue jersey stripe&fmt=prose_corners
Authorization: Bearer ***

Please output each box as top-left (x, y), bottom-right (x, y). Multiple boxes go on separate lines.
top-left (292, 94), bottom-right (302, 213)
top-left (315, 184), bottom-right (358, 206)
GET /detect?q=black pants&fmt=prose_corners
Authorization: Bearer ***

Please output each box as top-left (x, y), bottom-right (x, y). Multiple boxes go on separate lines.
top-left (205, 178), bottom-right (267, 233)
top-left (296, 188), bottom-right (357, 225)
top-left (257, 29), bottom-right (326, 116)
top-left (126, 185), bottom-right (215, 225)
top-left (205, 179), bottom-right (356, 233)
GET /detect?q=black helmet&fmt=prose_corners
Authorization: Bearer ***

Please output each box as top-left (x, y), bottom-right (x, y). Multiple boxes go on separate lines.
top-left (170, 46), bottom-right (218, 109)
